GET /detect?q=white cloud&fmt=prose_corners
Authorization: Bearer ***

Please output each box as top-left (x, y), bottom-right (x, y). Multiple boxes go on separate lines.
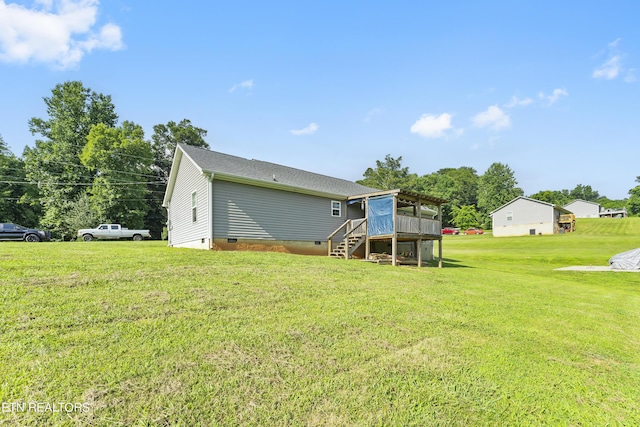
top-left (538, 88), bottom-right (568, 105)
top-left (228, 79), bottom-right (254, 93)
top-left (504, 95), bottom-right (534, 108)
top-left (592, 38), bottom-right (634, 82)
top-left (472, 105), bottom-right (510, 130)
top-left (0, 0), bottom-right (123, 69)
top-left (593, 55), bottom-right (622, 80)
top-left (290, 123), bottom-right (318, 136)
top-left (410, 113), bottom-right (460, 139)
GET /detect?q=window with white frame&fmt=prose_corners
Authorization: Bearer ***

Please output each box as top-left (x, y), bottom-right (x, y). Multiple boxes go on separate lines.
top-left (506, 211), bottom-right (513, 222)
top-left (192, 192), bottom-right (197, 222)
top-left (331, 200), bottom-right (342, 217)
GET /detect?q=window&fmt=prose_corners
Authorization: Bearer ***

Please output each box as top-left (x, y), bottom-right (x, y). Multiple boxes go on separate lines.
top-left (110, 225), bottom-right (118, 230)
top-left (192, 192), bottom-right (197, 222)
top-left (331, 201), bottom-right (342, 217)
top-left (506, 211), bottom-right (513, 222)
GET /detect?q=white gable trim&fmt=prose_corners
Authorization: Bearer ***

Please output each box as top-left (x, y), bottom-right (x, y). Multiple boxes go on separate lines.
top-left (163, 145), bottom-right (205, 207)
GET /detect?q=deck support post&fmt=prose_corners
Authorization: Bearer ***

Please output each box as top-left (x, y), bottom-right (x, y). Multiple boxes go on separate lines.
top-left (438, 203), bottom-right (443, 268)
top-left (392, 194), bottom-right (398, 266)
top-left (364, 198), bottom-right (370, 261)
top-left (417, 197), bottom-right (422, 268)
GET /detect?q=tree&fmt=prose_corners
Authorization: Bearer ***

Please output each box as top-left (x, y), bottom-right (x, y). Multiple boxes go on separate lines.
top-left (437, 167), bottom-right (479, 207)
top-left (0, 135), bottom-right (41, 226)
top-left (146, 119), bottom-right (209, 239)
top-left (23, 81), bottom-right (118, 238)
top-left (627, 177), bottom-right (640, 216)
top-left (451, 205), bottom-right (480, 230)
top-left (61, 193), bottom-right (101, 234)
top-left (81, 122), bottom-right (153, 229)
top-left (151, 119), bottom-right (209, 182)
top-left (477, 163), bottom-right (523, 228)
top-left (597, 196), bottom-right (627, 210)
top-left (411, 173), bottom-right (457, 225)
top-left (357, 154), bottom-right (415, 190)
top-left (528, 189), bottom-right (571, 206)
top-left (569, 184), bottom-right (600, 202)
top-left (421, 167), bottom-right (479, 226)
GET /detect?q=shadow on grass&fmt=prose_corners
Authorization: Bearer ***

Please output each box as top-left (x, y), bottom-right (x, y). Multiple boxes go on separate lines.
top-left (427, 258), bottom-right (472, 268)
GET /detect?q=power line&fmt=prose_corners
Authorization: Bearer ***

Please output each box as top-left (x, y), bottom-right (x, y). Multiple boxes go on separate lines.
top-left (31, 159), bottom-right (162, 179)
top-left (1, 197), bottom-right (159, 202)
top-left (0, 180), bottom-right (164, 186)
top-left (29, 140), bottom-right (157, 162)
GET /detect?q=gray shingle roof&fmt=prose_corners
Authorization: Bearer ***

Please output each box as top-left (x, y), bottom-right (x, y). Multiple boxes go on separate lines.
top-left (179, 144), bottom-right (379, 197)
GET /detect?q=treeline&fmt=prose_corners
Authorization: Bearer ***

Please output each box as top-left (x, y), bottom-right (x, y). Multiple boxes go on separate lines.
top-left (0, 81), bottom-right (208, 239)
top-left (356, 155), bottom-right (637, 230)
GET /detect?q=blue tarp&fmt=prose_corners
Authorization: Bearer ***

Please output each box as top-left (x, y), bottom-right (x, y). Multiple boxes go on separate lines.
top-left (368, 195), bottom-right (394, 236)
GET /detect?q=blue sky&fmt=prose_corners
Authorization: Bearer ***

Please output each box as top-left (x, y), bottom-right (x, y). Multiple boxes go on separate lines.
top-left (1, 1), bottom-right (638, 200)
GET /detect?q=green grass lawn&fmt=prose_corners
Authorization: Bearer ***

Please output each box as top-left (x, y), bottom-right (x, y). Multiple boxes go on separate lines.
top-left (1, 218), bottom-right (639, 426)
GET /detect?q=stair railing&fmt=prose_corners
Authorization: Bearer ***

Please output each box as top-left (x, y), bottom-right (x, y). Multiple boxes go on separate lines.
top-left (345, 218), bottom-right (367, 259)
top-left (327, 218), bottom-right (368, 258)
top-left (328, 220), bottom-right (351, 256)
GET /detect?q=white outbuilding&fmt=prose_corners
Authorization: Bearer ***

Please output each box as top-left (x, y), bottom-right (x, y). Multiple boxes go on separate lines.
top-left (491, 196), bottom-right (574, 237)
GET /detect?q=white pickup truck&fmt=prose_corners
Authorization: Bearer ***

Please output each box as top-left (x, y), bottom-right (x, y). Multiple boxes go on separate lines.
top-left (78, 224), bottom-right (151, 241)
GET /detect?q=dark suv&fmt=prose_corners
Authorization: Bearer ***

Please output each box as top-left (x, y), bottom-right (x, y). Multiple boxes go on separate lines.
top-left (0, 223), bottom-right (51, 242)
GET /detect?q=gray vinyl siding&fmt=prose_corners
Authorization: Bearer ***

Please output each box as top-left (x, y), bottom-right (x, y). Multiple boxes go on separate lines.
top-left (564, 200), bottom-right (600, 218)
top-left (168, 156), bottom-right (210, 245)
top-left (493, 198), bottom-right (552, 228)
top-left (347, 203), bottom-right (365, 220)
top-left (213, 180), bottom-right (346, 241)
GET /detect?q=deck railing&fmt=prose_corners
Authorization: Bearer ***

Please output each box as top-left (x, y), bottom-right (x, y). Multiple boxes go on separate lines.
top-left (348, 218), bottom-right (367, 236)
top-left (396, 216), bottom-right (441, 235)
top-left (329, 216), bottom-right (440, 256)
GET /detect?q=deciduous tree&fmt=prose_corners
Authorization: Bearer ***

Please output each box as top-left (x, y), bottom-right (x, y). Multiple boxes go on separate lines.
top-left (81, 122), bottom-right (153, 229)
top-left (23, 81), bottom-right (118, 238)
top-left (627, 177), bottom-right (640, 216)
top-left (0, 135), bottom-right (40, 225)
top-left (477, 163), bottom-right (523, 228)
top-left (528, 189), bottom-right (571, 206)
top-left (357, 154), bottom-right (415, 190)
top-left (569, 184), bottom-right (600, 202)
top-left (451, 205), bottom-right (480, 230)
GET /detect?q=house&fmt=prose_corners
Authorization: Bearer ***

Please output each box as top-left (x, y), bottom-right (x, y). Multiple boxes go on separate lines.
top-left (163, 144), bottom-right (448, 266)
top-left (564, 199), bottom-right (628, 218)
top-left (599, 207), bottom-right (628, 218)
top-left (490, 196), bottom-right (575, 237)
top-left (564, 199), bottom-right (601, 218)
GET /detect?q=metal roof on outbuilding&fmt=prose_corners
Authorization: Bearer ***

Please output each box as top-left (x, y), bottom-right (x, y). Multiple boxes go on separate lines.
top-left (489, 196), bottom-right (573, 216)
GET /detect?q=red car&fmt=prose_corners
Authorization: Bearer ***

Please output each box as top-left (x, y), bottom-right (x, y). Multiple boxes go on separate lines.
top-left (464, 227), bottom-right (484, 235)
top-left (442, 227), bottom-right (460, 235)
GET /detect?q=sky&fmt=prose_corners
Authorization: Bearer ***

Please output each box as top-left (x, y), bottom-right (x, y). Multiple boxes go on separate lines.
top-left (0, 1), bottom-right (639, 200)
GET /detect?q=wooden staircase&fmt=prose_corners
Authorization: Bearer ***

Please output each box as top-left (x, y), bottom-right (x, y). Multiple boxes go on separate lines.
top-left (329, 235), bottom-right (366, 259)
top-left (327, 218), bottom-right (368, 260)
